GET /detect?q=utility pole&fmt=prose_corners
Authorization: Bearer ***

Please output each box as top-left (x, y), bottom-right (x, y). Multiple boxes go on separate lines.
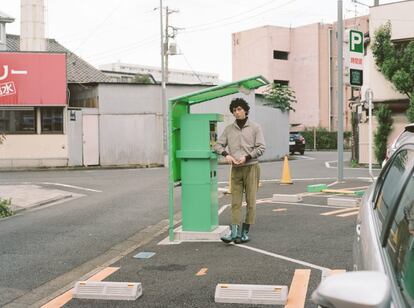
top-left (164, 8), bottom-right (180, 84)
top-left (159, 0), bottom-right (167, 166)
top-left (337, 0), bottom-right (344, 182)
top-left (165, 6), bottom-right (169, 84)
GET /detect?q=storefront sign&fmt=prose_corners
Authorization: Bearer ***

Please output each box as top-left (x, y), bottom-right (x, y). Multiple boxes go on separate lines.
top-left (0, 52), bottom-right (67, 106)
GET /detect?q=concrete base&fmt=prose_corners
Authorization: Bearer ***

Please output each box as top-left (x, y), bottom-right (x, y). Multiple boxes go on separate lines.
top-left (174, 225), bottom-right (230, 241)
top-left (272, 194), bottom-right (302, 202)
top-left (327, 198), bottom-right (359, 207)
top-left (158, 225), bottom-right (230, 245)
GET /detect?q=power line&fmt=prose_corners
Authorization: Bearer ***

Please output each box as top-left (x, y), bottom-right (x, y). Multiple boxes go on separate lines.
top-left (180, 0), bottom-right (299, 35)
top-left (82, 34), bottom-right (159, 61)
top-left (180, 51), bottom-right (204, 84)
top-left (183, 0), bottom-right (277, 30)
top-left (75, 0), bottom-right (124, 51)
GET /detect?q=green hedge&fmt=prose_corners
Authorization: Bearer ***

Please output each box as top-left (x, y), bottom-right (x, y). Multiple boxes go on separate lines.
top-left (0, 198), bottom-right (13, 218)
top-left (300, 129), bottom-right (352, 150)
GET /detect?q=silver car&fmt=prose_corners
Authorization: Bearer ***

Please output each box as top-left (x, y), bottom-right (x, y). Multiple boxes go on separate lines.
top-left (382, 123), bottom-right (414, 167)
top-left (313, 139), bottom-right (414, 307)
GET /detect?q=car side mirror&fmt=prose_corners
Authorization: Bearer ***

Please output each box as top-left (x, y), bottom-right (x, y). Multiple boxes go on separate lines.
top-left (312, 271), bottom-right (391, 308)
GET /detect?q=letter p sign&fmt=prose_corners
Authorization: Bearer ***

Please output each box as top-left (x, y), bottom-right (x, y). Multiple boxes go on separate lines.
top-left (350, 30), bottom-right (363, 53)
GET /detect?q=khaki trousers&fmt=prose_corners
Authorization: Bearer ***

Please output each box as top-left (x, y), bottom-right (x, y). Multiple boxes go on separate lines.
top-left (230, 163), bottom-right (260, 225)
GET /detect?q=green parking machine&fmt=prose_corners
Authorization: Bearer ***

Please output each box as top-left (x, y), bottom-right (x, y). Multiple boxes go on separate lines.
top-left (168, 75), bottom-right (269, 240)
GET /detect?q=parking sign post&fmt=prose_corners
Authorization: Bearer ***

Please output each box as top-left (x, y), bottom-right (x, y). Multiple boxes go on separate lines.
top-left (337, 0), bottom-right (344, 182)
top-left (346, 29), bottom-right (364, 87)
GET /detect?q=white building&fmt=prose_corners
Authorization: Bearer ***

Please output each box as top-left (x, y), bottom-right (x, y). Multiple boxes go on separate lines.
top-left (358, 0), bottom-right (414, 164)
top-left (100, 62), bottom-right (220, 85)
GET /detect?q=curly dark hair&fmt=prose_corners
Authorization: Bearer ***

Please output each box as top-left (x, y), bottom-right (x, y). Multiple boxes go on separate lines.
top-left (229, 98), bottom-right (250, 114)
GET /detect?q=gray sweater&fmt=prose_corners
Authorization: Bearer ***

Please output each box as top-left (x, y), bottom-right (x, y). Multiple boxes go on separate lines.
top-left (214, 119), bottom-right (266, 166)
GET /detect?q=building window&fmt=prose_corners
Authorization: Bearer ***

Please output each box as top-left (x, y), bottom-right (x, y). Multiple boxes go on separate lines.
top-left (273, 80), bottom-right (289, 86)
top-left (0, 24), bottom-right (5, 43)
top-left (273, 50), bottom-right (289, 60)
top-left (41, 107), bottom-right (64, 134)
top-left (0, 108), bottom-right (36, 134)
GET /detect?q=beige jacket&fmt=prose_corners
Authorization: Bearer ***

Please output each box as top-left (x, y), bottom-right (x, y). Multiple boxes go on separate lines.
top-left (214, 119), bottom-right (266, 166)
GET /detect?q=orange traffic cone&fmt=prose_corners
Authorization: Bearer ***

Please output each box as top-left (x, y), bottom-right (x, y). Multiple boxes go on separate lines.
top-left (280, 155), bottom-right (293, 185)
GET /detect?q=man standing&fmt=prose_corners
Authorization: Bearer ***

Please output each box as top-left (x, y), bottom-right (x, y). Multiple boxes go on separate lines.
top-left (214, 98), bottom-right (266, 244)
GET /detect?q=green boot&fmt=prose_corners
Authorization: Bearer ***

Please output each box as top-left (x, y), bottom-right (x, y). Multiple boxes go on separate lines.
top-left (221, 224), bottom-right (239, 243)
top-left (235, 223), bottom-right (250, 244)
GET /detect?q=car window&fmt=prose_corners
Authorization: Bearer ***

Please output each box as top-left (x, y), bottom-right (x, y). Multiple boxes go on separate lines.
top-left (375, 149), bottom-right (414, 227)
top-left (385, 171), bottom-right (414, 306)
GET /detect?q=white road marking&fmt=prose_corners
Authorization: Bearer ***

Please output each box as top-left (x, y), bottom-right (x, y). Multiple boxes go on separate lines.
top-left (321, 207), bottom-right (358, 216)
top-left (267, 201), bottom-right (344, 209)
top-left (325, 160), bottom-right (381, 171)
top-left (218, 203), bottom-right (231, 215)
top-left (234, 244), bottom-right (329, 272)
top-left (41, 182), bottom-right (102, 193)
top-left (218, 177), bottom-right (337, 185)
top-left (337, 211), bottom-right (359, 217)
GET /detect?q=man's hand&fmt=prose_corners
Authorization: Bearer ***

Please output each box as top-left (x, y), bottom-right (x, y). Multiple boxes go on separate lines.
top-left (236, 156), bottom-right (247, 165)
top-left (225, 155), bottom-right (238, 165)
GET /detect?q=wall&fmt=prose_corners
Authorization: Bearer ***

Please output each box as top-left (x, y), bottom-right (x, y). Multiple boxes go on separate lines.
top-left (97, 83), bottom-right (209, 166)
top-left (0, 134), bottom-right (68, 167)
top-left (232, 26), bottom-right (272, 81)
top-left (290, 23), bottom-right (321, 128)
top-left (361, 1), bottom-right (414, 102)
top-left (358, 114), bottom-right (408, 165)
top-left (191, 93), bottom-right (289, 161)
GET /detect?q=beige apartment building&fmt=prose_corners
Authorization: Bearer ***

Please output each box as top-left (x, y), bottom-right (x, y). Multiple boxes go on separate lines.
top-left (358, 0), bottom-right (414, 164)
top-left (232, 17), bottom-right (369, 132)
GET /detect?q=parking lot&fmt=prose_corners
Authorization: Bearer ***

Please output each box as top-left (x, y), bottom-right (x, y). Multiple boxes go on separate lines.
top-left (59, 178), bottom-right (367, 307)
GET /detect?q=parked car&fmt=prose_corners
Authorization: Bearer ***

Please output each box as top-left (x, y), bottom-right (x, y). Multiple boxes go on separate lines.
top-left (312, 135), bottom-right (414, 307)
top-left (289, 132), bottom-right (305, 155)
top-left (382, 123), bottom-right (414, 167)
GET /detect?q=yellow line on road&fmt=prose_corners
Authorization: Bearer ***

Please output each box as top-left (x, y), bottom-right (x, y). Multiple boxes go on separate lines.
top-left (321, 207), bottom-right (358, 216)
top-left (196, 268), bottom-right (208, 276)
top-left (328, 269), bottom-right (346, 275)
top-left (41, 267), bottom-right (120, 308)
top-left (337, 211), bottom-right (359, 217)
top-left (284, 269), bottom-right (311, 308)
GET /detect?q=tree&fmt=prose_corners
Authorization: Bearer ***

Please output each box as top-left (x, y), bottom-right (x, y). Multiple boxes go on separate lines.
top-left (133, 74), bottom-right (152, 84)
top-left (374, 104), bottom-right (393, 164)
top-left (372, 21), bottom-right (414, 122)
top-left (262, 83), bottom-right (297, 112)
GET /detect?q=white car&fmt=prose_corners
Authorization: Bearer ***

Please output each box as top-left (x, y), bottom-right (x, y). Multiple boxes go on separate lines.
top-left (313, 136), bottom-right (414, 307)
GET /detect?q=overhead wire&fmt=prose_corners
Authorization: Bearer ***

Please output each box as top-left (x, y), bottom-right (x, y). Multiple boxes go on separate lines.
top-left (180, 0), bottom-right (299, 35)
top-left (74, 0), bottom-right (124, 51)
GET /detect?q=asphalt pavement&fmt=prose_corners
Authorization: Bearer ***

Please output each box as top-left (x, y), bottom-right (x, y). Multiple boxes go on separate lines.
top-left (0, 152), bottom-right (379, 307)
top-left (62, 178), bottom-right (366, 307)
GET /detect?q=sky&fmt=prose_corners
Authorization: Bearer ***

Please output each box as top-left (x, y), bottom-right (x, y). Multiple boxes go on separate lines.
top-left (0, 0), bottom-right (402, 81)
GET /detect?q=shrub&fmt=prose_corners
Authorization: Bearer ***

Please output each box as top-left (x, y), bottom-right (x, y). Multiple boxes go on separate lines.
top-left (0, 198), bottom-right (13, 218)
top-left (300, 128), bottom-right (352, 150)
top-left (374, 104), bottom-right (393, 164)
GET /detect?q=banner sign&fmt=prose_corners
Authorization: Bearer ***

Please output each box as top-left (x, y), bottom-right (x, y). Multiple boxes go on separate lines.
top-left (0, 52), bottom-right (67, 106)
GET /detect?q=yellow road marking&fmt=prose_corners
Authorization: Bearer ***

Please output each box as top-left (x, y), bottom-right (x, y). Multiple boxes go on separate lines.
top-left (196, 268), bottom-right (208, 276)
top-left (41, 267), bottom-right (120, 308)
top-left (322, 189), bottom-right (357, 194)
top-left (321, 207), bottom-right (358, 216)
top-left (337, 211), bottom-right (359, 217)
top-left (272, 208), bottom-right (287, 212)
top-left (328, 269), bottom-right (346, 275)
top-left (284, 269), bottom-right (311, 308)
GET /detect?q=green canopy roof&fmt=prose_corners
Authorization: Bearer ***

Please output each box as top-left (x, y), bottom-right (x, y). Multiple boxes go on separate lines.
top-left (170, 75), bottom-right (269, 105)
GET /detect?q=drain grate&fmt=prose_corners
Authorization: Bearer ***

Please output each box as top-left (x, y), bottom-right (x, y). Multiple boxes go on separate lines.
top-left (73, 281), bottom-right (142, 301)
top-left (215, 283), bottom-right (288, 305)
